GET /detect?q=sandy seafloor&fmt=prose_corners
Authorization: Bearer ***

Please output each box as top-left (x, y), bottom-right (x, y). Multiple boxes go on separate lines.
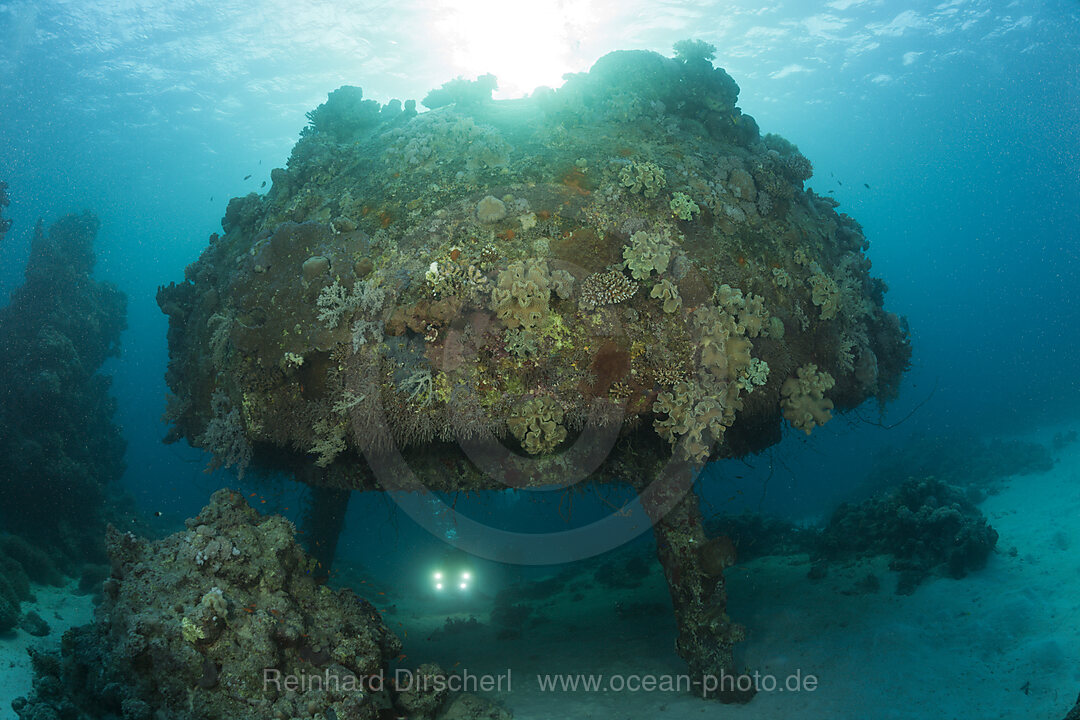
top-left (396, 426), bottom-right (1080, 720)
top-left (1, 427), bottom-right (1077, 720)
top-left (0, 581), bottom-right (95, 718)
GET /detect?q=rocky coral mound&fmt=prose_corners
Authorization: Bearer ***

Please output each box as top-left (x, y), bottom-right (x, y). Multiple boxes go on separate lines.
top-left (13, 490), bottom-right (402, 720)
top-left (816, 477), bottom-right (998, 594)
top-left (0, 534), bottom-right (65, 633)
top-left (0, 212), bottom-right (128, 565)
top-left (157, 44), bottom-right (911, 490)
top-left (14, 491), bottom-right (511, 720)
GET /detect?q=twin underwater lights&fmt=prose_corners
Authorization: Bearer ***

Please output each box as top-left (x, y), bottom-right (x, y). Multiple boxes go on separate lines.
top-left (432, 569), bottom-right (472, 593)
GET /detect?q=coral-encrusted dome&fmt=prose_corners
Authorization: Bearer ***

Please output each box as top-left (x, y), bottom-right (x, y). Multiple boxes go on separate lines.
top-left (158, 47), bottom-right (910, 490)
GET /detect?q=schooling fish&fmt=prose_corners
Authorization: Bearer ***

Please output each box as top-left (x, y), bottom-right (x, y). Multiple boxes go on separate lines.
top-left (863, 183), bottom-right (870, 189)
top-left (261, 181), bottom-right (266, 188)
top-left (243, 174), bottom-right (252, 180)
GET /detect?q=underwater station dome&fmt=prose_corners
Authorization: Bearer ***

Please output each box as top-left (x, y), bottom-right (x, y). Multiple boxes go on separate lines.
top-left (158, 45), bottom-right (912, 491)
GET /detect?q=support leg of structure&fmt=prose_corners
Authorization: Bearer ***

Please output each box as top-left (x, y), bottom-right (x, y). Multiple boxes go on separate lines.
top-left (633, 462), bottom-right (754, 702)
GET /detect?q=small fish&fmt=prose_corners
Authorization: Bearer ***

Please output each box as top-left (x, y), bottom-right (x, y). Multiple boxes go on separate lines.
top-left (260, 181), bottom-right (266, 188)
top-left (1020, 681), bottom-right (1030, 695)
top-left (827, 190), bottom-right (835, 194)
top-left (863, 182), bottom-right (870, 189)
top-left (153, 511), bottom-right (163, 517)
top-left (243, 174), bottom-right (252, 180)
top-left (209, 196), bottom-right (214, 202)
top-left (837, 179), bottom-right (843, 186)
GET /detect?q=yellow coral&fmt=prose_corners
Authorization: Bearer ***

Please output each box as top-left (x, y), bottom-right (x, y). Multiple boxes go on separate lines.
top-left (490, 259), bottom-right (551, 329)
top-left (772, 267), bottom-right (791, 288)
top-left (181, 616), bottom-right (206, 644)
top-left (652, 380), bottom-right (739, 463)
top-left (808, 266), bottom-right (840, 320)
top-left (619, 160), bottom-right (667, 198)
top-left (669, 192), bottom-right (700, 221)
top-left (738, 294), bottom-right (769, 337)
top-left (507, 396), bottom-right (567, 454)
top-left (623, 230), bottom-right (673, 280)
top-left (650, 278), bottom-right (682, 313)
top-left (780, 364), bottom-right (835, 434)
top-left (692, 305), bottom-right (751, 381)
top-left (737, 358), bottom-right (769, 392)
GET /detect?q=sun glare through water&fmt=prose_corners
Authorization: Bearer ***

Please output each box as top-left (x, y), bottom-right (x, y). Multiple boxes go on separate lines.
top-left (428, 0), bottom-right (597, 98)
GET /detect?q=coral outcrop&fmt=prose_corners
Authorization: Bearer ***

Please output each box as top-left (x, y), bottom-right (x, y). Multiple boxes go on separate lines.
top-left (0, 534), bottom-right (65, 633)
top-left (780, 364), bottom-right (836, 434)
top-left (14, 490), bottom-right (508, 720)
top-left (817, 477), bottom-right (998, 595)
top-left (157, 43), bottom-right (912, 693)
top-left (15, 491), bottom-right (399, 720)
top-left (0, 213), bottom-right (128, 565)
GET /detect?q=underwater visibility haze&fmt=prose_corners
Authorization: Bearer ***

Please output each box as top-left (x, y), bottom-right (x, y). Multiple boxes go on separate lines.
top-left (0, 1), bottom-right (1078, 719)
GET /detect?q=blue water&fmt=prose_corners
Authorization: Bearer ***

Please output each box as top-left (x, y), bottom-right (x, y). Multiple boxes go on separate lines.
top-left (1, 0), bottom-right (1078, 610)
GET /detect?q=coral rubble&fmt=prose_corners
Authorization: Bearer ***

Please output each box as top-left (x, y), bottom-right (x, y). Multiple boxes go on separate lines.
top-left (157, 43), bottom-right (912, 691)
